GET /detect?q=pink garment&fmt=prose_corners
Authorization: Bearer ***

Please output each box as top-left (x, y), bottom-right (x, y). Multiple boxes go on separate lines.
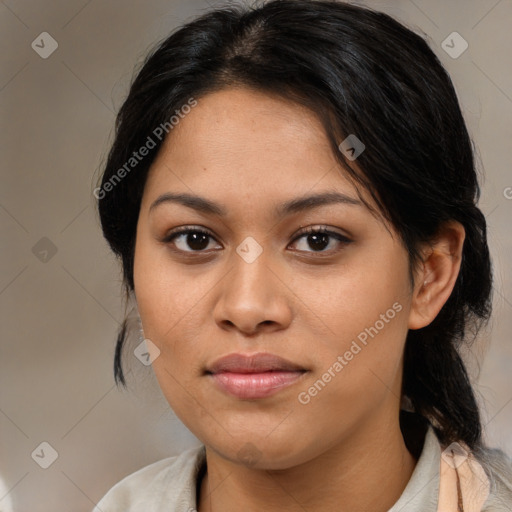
top-left (437, 440), bottom-right (490, 512)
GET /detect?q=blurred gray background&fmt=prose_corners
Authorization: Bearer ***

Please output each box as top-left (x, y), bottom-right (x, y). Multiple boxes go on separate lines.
top-left (1, 0), bottom-right (511, 510)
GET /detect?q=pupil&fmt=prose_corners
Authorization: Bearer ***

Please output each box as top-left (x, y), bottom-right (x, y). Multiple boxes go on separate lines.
top-left (309, 233), bottom-right (328, 251)
top-left (188, 232), bottom-right (209, 250)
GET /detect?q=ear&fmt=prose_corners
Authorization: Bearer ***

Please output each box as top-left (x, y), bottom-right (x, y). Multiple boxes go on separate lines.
top-left (408, 220), bottom-right (465, 330)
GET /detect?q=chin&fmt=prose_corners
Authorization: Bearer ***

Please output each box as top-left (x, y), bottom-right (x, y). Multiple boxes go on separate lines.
top-left (203, 430), bottom-right (313, 470)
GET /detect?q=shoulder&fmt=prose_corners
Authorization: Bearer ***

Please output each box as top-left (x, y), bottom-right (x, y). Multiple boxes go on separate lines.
top-left (476, 445), bottom-right (512, 511)
top-left (92, 444), bottom-right (206, 512)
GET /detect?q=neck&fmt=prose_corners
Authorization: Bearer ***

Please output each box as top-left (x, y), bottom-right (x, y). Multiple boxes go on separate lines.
top-left (197, 411), bottom-right (418, 512)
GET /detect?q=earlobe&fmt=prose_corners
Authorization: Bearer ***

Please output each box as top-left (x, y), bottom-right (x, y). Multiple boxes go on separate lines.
top-left (408, 221), bottom-right (465, 330)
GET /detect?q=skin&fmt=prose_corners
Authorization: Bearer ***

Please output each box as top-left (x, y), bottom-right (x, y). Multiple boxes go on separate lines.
top-left (133, 86), bottom-right (465, 512)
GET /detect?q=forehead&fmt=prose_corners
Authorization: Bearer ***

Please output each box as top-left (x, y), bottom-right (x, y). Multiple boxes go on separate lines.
top-left (142, 87), bottom-right (377, 217)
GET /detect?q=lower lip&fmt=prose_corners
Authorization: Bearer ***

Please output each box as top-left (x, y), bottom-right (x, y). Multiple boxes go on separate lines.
top-left (210, 371), bottom-right (306, 399)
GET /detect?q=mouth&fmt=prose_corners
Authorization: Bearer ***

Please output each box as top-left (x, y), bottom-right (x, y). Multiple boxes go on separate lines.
top-left (205, 352), bottom-right (308, 399)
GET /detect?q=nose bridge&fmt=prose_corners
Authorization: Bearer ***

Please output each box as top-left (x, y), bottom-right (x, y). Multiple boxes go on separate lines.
top-left (228, 237), bottom-right (275, 303)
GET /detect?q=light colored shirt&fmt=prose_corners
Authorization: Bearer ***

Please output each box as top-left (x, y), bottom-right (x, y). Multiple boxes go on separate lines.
top-left (92, 425), bottom-right (510, 511)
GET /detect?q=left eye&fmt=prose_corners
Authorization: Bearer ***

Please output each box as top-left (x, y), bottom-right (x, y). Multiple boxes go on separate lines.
top-left (290, 227), bottom-right (352, 253)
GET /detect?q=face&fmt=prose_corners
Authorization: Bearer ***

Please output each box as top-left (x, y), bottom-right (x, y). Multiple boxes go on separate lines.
top-left (133, 86), bottom-right (416, 469)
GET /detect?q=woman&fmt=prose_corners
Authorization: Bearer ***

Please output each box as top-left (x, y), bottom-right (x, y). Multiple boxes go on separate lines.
top-left (93, 0), bottom-right (512, 510)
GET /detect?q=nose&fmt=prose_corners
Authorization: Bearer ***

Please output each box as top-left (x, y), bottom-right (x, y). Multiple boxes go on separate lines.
top-left (212, 248), bottom-right (293, 336)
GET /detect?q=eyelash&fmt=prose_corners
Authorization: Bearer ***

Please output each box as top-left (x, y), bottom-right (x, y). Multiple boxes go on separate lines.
top-left (162, 225), bottom-right (353, 256)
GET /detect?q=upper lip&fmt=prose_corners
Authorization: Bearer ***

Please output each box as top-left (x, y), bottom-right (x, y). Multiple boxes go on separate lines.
top-left (206, 353), bottom-right (306, 374)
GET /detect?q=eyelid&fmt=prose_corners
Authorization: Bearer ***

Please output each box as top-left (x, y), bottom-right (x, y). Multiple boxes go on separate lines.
top-left (161, 225), bottom-right (219, 245)
top-left (292, 225), bottom-right (352, 242)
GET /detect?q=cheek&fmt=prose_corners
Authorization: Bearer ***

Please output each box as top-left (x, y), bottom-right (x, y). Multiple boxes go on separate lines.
top-left (133, 237), bottom-right (201, 341)
top-left (312, 258), bottom-right (409, 343)
top-left (133, 238), bottom-right (214, 397)
top-left (302, 250), bottom-right (411, 393)
top-left (294, 297), bottom-right (409, 437)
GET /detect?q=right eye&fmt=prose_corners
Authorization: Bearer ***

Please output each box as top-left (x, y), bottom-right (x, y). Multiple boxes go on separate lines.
top-left (163, 226), bottom-right (222, 253)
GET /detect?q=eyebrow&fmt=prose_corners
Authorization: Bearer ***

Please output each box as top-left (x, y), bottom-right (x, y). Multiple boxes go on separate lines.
top-left (149, 191), bottom-right (363, 217)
